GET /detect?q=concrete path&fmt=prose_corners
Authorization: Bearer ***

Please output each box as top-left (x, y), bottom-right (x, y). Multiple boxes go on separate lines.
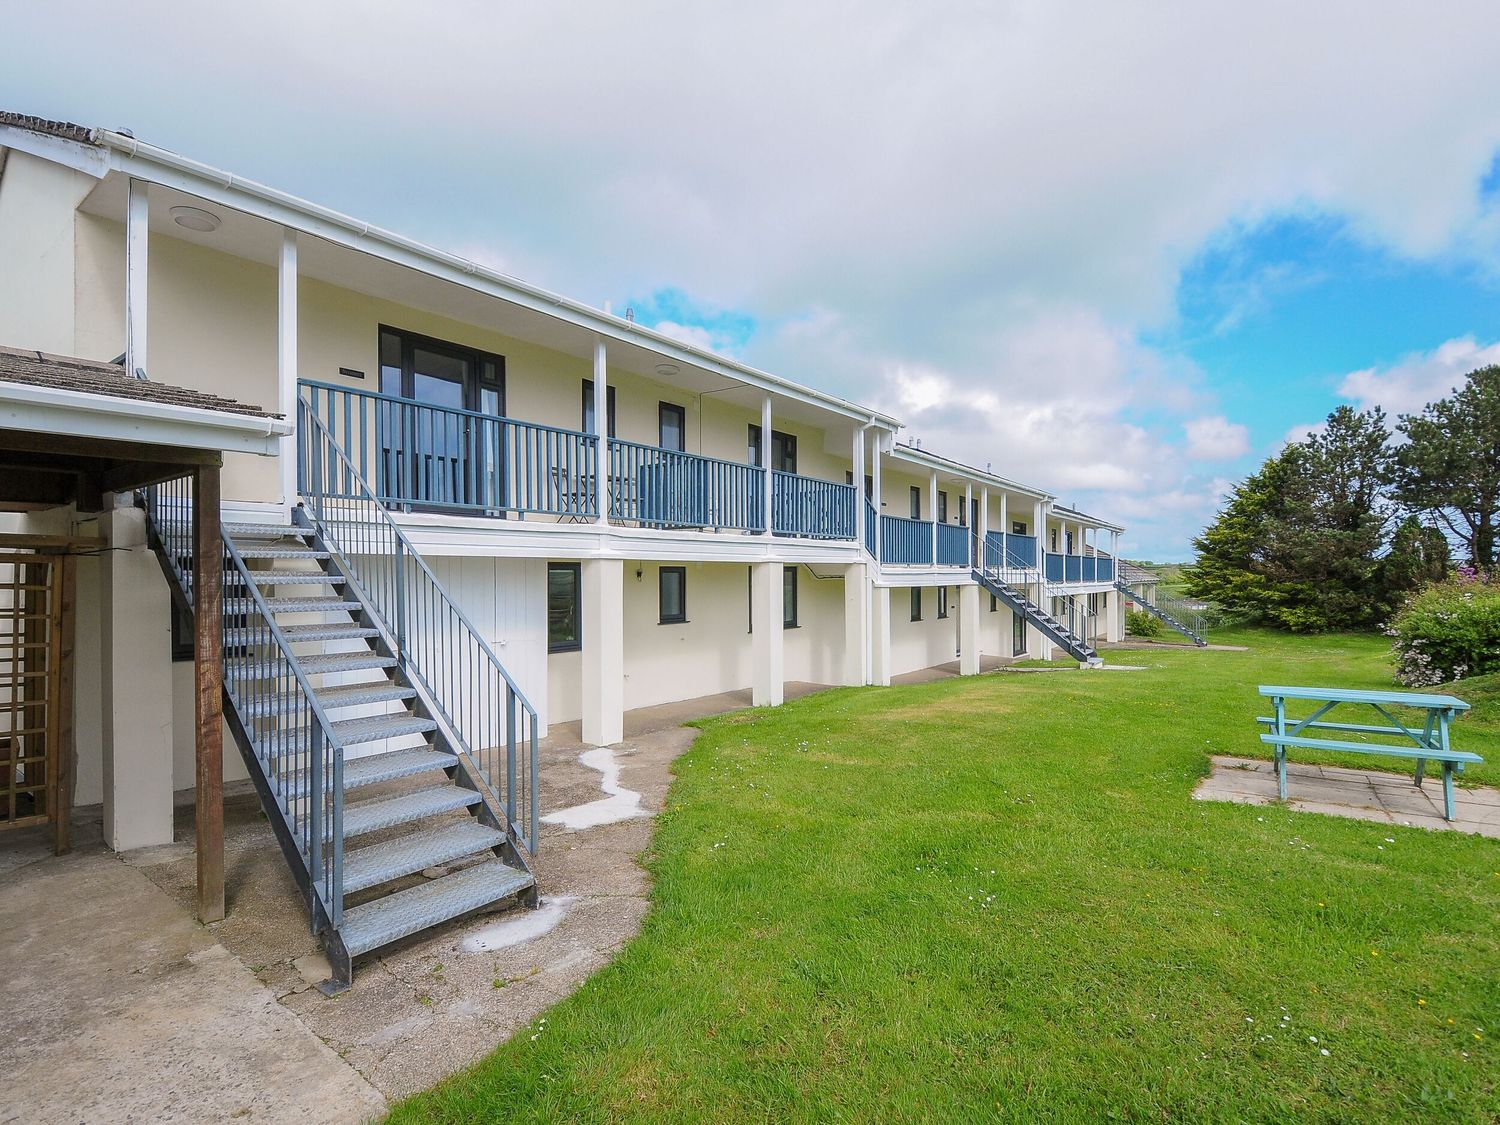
top-left (0, 813), bottom-right (386, 1125)
top-left (0, 682), bottom-right (835, 1121)
top-left (1195, 755), bottom-right (1500, 837)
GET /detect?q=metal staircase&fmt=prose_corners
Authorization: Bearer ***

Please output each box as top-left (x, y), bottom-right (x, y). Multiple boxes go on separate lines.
top-left (1114, 579), bottom-right (1208, 646)
top-left (141, 408), bottom-right (542, 993)
top-left (975, 535), bottom-right (1102, 665)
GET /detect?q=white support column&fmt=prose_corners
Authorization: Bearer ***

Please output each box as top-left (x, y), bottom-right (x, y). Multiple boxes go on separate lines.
top-left (752, 561), bottom-right (784, 706)
top-left (842, 562), bottom-right (868, 686)
top-left (871, 437), bottom-right (883, 562)
top-left (964, 482), bottom-right (973, 566)
top-left (852, 427), bottom-right (866, 550)
top-left (125, 179), bottom-right (149, 378)
top-left (761, 394), bottom-right (774, 534)
top-left (959, 584), bottom-right (981, 675)
top-left (278, 229), bottom-right (299, 508)
top-left (100, 506), bottom-right (174, 851)
top-left (978, 486), bottom-right (989, 566)
top-left (580, 558), bottom-right (624, 746)
top-left (928, 470), bottom-right (938, 562)
top-left (593, 338), bottom-right (609, 526)
top-left (870, 583), bottom-right (892, 686)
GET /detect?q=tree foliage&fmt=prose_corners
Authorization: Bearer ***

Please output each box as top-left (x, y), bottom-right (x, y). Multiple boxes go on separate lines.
top-left (1391, 364), bottom-right (1500, 568)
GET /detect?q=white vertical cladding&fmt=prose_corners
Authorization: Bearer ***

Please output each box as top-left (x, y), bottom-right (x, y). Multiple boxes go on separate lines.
top-left (593, 338), bottom-right (609, 526)
top-left (582, 558), bottom-right (624, 745)
top-left (278, 229), bottom-right (298, 508)
top-left (842, 562), bottom-right (868, 686)
top-left (751, 560), bottom-right (784, 706)
top-left (761, 393), bottom-right (773, 534)
top-left (421, 556), bottom-right (550, 737)
top-left (125, 178), bottom-right (149, 377)
top-left (959, 584), bottom-right (981, 675)
top-left (870, 582), bottom-right (892, 686)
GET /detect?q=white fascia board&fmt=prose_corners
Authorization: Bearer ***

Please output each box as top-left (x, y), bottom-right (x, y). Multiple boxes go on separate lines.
top-left (393, 512), bottom-right (864, 564)
top-left (1051, 507), bottom-right (1126, 533)
top-left (0, 125), bottom-right (110, 179)
top-left (84, 131), bottom-right (899, 430)
top-left (0, 380), bottom-right (289, 455)
top-left (873, 566), bottom-right (977, 588)
top-left (888, 445), bottom-right (1053, 500)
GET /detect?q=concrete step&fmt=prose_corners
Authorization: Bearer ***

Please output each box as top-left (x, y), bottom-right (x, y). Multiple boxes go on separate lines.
top-left (339, 860), bottom-right (533, 957)
top-left (342, 820), bottom-right (506, 895)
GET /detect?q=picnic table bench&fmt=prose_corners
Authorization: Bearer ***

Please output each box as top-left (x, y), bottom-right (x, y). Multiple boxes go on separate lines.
top-left (1257, 685), bottom-right (1482, 821)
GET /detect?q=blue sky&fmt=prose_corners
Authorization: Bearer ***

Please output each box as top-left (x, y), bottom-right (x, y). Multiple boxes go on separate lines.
top-left (6, 2), bottom-right (1500, 560)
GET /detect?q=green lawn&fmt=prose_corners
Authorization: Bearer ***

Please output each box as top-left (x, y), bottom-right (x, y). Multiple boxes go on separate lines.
top-left (394, 629), bottom-right (1499, 1123)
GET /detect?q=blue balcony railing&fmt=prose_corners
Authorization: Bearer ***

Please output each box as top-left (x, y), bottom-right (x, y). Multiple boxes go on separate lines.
top-left (300, 380), bottom-right (598, 518)
top-left (864, 500), bottom-right (877, 557)
top-left (1042, 552), bottom-right (1115, 583)
top-left (1006, 533), bottom-right (1038, 568)
top-left (1045, 552), bottom-right (1064, 581)
top-left (772, 471), bottom-right (856, 539)
top-left (936, 522), bottom-right (969, 567)
top-left (607, 438), bottom-right (764, 530)
top-left (880, 514), bottom-right (934, 564)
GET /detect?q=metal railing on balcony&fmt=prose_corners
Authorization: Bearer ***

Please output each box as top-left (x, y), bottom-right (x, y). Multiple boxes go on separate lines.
top-left (1006, 533), bottom-right (1038, 568)
top-left (936, 522), bottom-right (969, 567)
top-left (1044, 552), bottom-right (1117, 584)
top-left (606, 439), bottom-right (764, 531)
top-left (880, 514), bottom-right (934, 564)
top-left (300, 380), bottom-right (598, 520)
top-left (300, 401), bottom-right (541, 853)
top-left (772, 471), bottom-right (856, 539)
top-left (864, 499), bottom-right (877, 557)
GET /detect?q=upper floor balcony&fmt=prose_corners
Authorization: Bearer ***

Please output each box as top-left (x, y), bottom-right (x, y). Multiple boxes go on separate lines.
top-left (299, 380), bottom-right (860, 541)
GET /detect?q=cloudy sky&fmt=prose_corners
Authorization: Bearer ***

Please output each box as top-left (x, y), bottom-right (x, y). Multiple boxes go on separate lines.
top-left (8, 1), bottom-right (1500, 559)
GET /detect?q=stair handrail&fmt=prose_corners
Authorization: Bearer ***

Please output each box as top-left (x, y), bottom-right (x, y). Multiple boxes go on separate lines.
top-left (296, 398), bottom-right (541, 854)
top-left (140, 480), bottom-right (345, 927)
top-left (1115, 575), bottom-right (1208, 644)
top-left (979, 534), bottom-right (1096, 657)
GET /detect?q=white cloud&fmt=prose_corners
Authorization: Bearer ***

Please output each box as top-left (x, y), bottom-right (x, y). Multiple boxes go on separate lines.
top-left (10, 1), bottom-right (1500, 558)
top-left (1339, 336), bottom-right (1500, 416)
top-left (1183, 416), bottom-right (1251, 460)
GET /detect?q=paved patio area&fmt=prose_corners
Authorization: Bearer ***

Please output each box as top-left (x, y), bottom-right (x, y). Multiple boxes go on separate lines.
top-left (0, 683), bottom-right (832, 1123)
top-left (1194, 754), bottom-right (1500, 837)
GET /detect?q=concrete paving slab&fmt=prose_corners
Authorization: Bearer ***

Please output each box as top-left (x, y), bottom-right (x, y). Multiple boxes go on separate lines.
top-left (0, 826), bottom-right (385, 1125)
top-left (1195, 756), bottom-right (1500, 837)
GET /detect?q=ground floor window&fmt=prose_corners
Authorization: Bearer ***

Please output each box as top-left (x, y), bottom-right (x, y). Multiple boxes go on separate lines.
top-left (1012, 612), bottom-right (1026, 656)
top-left (937, 588), bottom-right (949, 619)
top-left (783, 565), bottom-right (799, 628)
top-left (547, 563), bottom-right (581, 652)
top-left (910, 587), bottom-right (922, 621)
top-left (659, 566), bottom-right (687, 624)
top-left (989, 592), bottom-right (998, 613)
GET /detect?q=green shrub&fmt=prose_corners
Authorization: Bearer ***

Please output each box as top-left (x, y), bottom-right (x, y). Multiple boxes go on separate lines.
top-left (1126, 609), bottom-right (1165, 638)
top-left (1388, 572), bottom-right (1500, 686)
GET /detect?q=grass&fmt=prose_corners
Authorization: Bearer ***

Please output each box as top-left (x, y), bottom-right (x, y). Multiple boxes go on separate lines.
top-left (393, 628), bottom-right (1499, 1123)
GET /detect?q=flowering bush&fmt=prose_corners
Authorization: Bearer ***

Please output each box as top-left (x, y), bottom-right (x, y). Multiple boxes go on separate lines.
top-left (1388, 570), bottom-right (1500, 687)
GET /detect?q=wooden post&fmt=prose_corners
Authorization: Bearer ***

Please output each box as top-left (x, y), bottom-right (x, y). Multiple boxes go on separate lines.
top-left (193, 466), bottom-right (225, 923)
top-left (53, 555), bottom-right (75, 855)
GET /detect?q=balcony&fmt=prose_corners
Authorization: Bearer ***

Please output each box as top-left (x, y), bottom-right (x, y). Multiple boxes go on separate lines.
top-left (299, 381), bottom-right (859, 540)
top-left (1043, 552), bottom-right (1115, 583)
top-left (878, 514), bottom-right (933, 564)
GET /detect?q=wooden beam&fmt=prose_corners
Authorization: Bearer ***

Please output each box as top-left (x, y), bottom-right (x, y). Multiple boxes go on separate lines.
top-left (193, 464), bottom-right (225, 923)
top-left (0, 427), bottom-right (223, 466)
top-left (0, 534), bottom-right (107, 552)
top-left (99, 460), bottom-right (200, 494)
top-left (0, 471), bottom-right (83, 507)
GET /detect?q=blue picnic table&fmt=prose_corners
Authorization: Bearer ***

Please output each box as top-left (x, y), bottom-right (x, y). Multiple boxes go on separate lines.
top-left (1257, 685), bottom-right (1482, 821)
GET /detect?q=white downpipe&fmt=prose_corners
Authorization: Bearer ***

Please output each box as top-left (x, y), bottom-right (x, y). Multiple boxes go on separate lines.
top-left (593, 337), bottom-right (609, 527)
top-left (126, 178), bottom-right (149, 378)
top-left (871, 434), bottom-right (883, 564)
top-left (761, 394), bottom-right (773, 535)
top-left (278, 228), bottom-right (298, 509)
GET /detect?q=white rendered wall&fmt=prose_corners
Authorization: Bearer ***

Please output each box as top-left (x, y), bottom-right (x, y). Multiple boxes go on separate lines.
top-left (0, 151), bottom-right (94, 354)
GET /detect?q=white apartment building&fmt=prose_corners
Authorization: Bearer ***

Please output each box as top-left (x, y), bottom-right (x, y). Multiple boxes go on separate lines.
top-left (0, 111), bottom-right (1128, 987)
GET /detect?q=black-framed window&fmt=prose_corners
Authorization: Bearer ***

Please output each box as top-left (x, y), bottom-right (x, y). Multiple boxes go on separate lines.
top-left (748, 425), bottom-right (797, 473)
top-left (170, 601), bottom-right (193, 662)
top-left (910, 586), bottom-right (923, 621)
top-left (659, 566), bottom-right (687, 624)
top-left (783, 566), bottom-right (798, 628)
top-left (1050, 528), bottom-right (1059, 551)
top-left (910, 486), bottom-right (922, 520)
top-left (581, 380), bottom-right (617, 437)
top-left (379, 325), bottom-right (505, 414)
top-left (937, 491), bottom-right (948, 524)
top-left (1012, 520), bottom-right (1027, 536)
top-left (547, 564), bottom-right (581, 652)
top-left (1013, 612), bottom-right (1027, 656)
top-left (845, 470), bottom-right (874, 497)
top-left (990, 592), bottom-right (998, 613)
top-left (659, 403), bottom-right (686, 451)
top-left (937, 588), bottom-right (949, 619)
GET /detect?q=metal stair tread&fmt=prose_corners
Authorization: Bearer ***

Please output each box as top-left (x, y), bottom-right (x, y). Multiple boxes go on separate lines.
top-left (224, 522), bottom-right (314, 539)
top-left (342, 820), bottom-right (506, 894)
top-left (235, 547), bottom-right (333, 560)
top-left (243, 572), bottom-right (346, 586)
top-left (284, 746), bottom-right (452, 797)
top-left (296, 651), bottom-right (397, 675)
top-left (244, 596), bottom-right (361, 614)
top-left (338, 860), bottom-right (534, 957)
top-left (230, 623), bottom-right (379, 644)
top-left (342, 784), bottom-right (483, 838)
top-left (241, 681), bottom-right (416, 717)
